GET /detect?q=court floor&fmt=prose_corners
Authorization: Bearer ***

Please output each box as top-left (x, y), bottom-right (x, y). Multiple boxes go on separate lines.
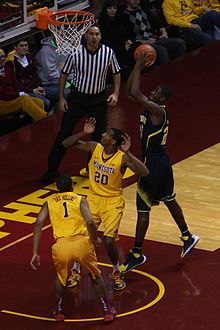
top-left (0, 41), bottom-right (220, 330)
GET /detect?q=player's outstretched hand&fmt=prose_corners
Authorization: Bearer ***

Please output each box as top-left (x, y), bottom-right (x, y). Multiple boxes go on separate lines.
top-left (84, 117), bottom-right (96, 134)
top-left (30, 253), bottom-right (40, 270)
top-left (136, 52), bottom-right (148, 69)
top-left (121, 133), bottom-right (131, 152)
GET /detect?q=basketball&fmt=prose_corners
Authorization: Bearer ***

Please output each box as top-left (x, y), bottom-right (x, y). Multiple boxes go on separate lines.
top-left (134, 44), bottom-right (157, 67)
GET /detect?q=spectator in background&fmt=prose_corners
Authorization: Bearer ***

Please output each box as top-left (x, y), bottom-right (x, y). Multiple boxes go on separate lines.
top-left (192, 0), bottom-right (220, 13)
top-left (0, 48), bottom-right (47, 121)
top-left (121, 0), bottom-right (186, 66)
top-left (99, 0), bottom-right (141, 79)
top-left (35, 34), bottom-right (70, 108)
top-left (192, 0), bottom-right (220, 39)
top-left (162, 0), bottom-right (220, 49)
top-left (6, 39), bottom-right (51, 112)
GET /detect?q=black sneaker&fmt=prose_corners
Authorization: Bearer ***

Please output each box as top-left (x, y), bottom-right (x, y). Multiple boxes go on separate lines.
top-left (120, 250), bottom-right (147, 273)
top-left (110, 271), bottom-right (126, 291)
top-left (40, 170), bottom-right (60, 184)
top-left (180, 234), bottom-right (200, 258)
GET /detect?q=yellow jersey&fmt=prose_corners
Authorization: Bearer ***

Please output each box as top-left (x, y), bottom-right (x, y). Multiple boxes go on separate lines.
top-left (88, 143), bottom-right (124, 197)
top-left (47, 192), bottom-right (88, 240)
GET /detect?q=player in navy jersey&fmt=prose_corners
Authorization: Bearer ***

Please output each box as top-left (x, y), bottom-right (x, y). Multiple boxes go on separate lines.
top-left (120, 52), bottom-right (199, 273)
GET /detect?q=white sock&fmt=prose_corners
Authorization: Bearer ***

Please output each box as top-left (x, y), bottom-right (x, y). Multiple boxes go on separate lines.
top-left (112, 262), bottom-right (119, 273)
top-left (72, 262), bottom-right (80, 273)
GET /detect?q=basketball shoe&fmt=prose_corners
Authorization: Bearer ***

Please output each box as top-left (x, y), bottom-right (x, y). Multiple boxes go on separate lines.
top-left (120, 250), bottom-right (147, 273)
top-left (103, 306), bottom-right (117, 322)
top-left (110, 271), bottom-right (126, 290)
top-left (180, 234), bottom-right (200, 258)
top-left (54, 299), bottom-right (65, 322)
top-left (66, 269), bottom-right (81, 288)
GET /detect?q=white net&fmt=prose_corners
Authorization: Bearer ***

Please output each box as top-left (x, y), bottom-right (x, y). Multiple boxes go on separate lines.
top-left (48, 11), bottom-right (95, 56)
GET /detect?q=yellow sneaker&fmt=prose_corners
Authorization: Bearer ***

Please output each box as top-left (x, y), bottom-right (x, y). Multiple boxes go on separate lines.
top-left (110, 271), bottom-right (126, 291)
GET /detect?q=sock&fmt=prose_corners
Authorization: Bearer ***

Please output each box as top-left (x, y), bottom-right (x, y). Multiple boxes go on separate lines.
top-left (72, 262), bottom-right (80, 273)
top-left (181, 229), bottom-right (191, 237)
top-left (56, 298), bottom-right (63, 311)
top-left (100, 297), bottom-right (108, 312)
top-left (112, 262), bottom-right (119, 273)
top-left (132, 243), bottom-right (142, 254)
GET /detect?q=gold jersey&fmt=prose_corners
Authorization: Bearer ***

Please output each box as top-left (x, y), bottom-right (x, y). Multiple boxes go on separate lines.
top-left (47, 192), bottom-right (88, 240)
top-left (88, 143), bottom-right (124, 197)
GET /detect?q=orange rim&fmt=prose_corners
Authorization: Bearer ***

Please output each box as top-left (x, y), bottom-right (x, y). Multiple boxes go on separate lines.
top-left (48, 10), bottom-right (95, 26)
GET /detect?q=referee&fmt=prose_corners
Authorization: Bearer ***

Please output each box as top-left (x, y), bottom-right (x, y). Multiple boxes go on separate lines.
top-left (41, 24), bottom-right (121, 183)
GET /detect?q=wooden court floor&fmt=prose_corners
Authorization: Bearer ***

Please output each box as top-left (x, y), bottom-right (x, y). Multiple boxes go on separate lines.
top-left (0, 42), bottom-right (220, 330)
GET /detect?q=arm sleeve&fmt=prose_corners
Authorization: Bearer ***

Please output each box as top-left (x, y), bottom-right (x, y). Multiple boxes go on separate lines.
top-left (111, 51), bottom-right (121, 74)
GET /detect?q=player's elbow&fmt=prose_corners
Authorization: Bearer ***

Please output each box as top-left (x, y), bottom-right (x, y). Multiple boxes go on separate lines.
top-left (130, 89), bottom-right (141, 100)
top-left (62, 138), bottom-right (71, 149)
top-left (141, 166), bottom-right (149, 177)
top-left (62, 139), bottom-right (68, 148)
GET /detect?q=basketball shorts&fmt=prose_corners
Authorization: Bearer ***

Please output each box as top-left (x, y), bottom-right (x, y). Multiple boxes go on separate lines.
top-left (137, 153), bottom-right (176, 212)
top-left (87, 193), bottom-right (125, 239)
top-left (52, 235), bottom-right (100, 286)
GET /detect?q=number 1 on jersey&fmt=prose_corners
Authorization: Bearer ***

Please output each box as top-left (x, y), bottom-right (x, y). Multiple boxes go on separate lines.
top-left (63, 201), bottom-right (69, 218)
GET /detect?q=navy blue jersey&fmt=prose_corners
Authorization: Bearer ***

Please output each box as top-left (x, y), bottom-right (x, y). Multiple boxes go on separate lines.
top-left (137, 104), bottom-right (175, 210)
top-left (140, 104), bottom-right (168, 156)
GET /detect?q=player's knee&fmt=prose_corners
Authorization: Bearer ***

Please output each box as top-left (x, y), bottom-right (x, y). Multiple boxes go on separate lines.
top-left (103, 236), bottom-right (115, 248)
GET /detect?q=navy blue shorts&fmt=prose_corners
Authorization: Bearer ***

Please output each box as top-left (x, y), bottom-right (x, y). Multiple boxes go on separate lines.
top-left (136, 153), bottom-right (176, 211)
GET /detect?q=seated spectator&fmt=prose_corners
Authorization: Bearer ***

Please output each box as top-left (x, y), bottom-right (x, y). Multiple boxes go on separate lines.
top-left (0, 48), bottom-right (47, 121)
top-left (193, 0), bottom-right (220, 12)
top-left (162, 0), bottom-right (220, 49)
top-left (192, 0), bottom-right (220, 39)
top-left (121, 0), bottom-right (186, 66)
top-left (99, 0), bottom-right (141, 79)
top-left (35, 34), bottom-right (70, 107)
top-left (6, 39), bottom-right (51, 112)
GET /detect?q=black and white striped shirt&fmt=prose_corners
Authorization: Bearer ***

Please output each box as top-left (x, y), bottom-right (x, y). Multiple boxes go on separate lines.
top-left (61, 44), bottom-right (121, 94)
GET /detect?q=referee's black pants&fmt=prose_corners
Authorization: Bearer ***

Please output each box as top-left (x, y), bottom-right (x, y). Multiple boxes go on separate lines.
top-left (48, 90), bottom-right (108, 171)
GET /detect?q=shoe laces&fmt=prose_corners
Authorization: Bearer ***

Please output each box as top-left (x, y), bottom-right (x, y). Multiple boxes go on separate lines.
top-left (112, 271), bottom-right (121, 284)
top-left (70, 270), bottom-right (81, 281)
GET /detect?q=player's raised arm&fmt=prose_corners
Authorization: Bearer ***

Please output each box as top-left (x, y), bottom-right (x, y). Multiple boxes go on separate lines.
top-left (121, 133), bottom-right (149, 176)
top-left (62, 118), bottom-right (97, 153)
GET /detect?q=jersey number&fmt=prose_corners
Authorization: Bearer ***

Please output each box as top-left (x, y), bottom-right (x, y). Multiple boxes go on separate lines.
top-left (95, 171), bottom-right (108, 185)
top-left (63, 201), bottom-right (69, 218)
top-left (161, 126), bottom-right (168, 145)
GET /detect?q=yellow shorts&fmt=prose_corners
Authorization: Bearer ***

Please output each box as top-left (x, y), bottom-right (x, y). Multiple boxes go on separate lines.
top-left (52, 235), bottom-right (100, 286)
top-left (87, 194), bottom-right (125, 239)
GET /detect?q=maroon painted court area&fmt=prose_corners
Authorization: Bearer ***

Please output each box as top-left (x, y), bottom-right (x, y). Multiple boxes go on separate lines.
top-left (0, 41), bottom-right (220, 330)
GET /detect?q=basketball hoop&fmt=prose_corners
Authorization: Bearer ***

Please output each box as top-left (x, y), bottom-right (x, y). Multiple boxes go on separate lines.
top-left (48, 10), bottom-right (95, 56)
top-left (36, 8), bottom-right (95, 55)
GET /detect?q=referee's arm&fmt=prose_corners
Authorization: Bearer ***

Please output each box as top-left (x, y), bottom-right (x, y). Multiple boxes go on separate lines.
top-left (107, 52), bottom-right (121, 106)
top-left (59, 73), bottom-right (68, 112)
top-left (107, 72), bottom-right (121, 106)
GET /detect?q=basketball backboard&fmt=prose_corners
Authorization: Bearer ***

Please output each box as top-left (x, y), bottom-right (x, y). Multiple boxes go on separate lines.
top-left (0, 0), bottom-right (90, 44)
